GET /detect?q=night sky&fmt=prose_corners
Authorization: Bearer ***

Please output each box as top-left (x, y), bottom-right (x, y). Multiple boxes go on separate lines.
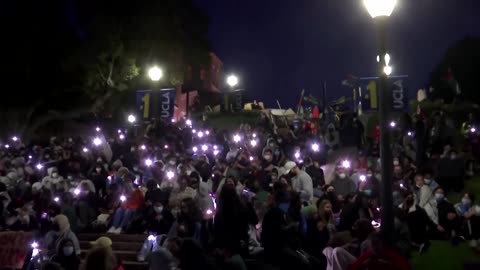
top-left (195, 0), bottom-right (480, 107)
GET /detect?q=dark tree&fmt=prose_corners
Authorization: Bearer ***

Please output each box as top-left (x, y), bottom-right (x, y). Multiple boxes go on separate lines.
top-left (0, 0), bottom-right (210, 139)
top-left (429, 36), bottom-right (480, 104)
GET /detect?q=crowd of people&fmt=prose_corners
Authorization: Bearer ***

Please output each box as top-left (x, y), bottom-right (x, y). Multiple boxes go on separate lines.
top-left (0, 109), bottom-right (479, 270)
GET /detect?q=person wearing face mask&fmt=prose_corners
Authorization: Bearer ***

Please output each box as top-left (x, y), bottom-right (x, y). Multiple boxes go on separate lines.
top-left (261, 149), bottom-right (275, 172)
top-left (146, 198), bottom-right (175, 235)
top-left (331, 166), bottom-right (356, 197)
top-left (433, 187), bottom-right (463, 243)
top-left (423, 171), bottom-right (439, 192)
top-left (42, 167), bottom-right (64, 191)
top-left (414, 174), bottom-right (440, 226)
top-left (51, 239), bottom-right (81, 270)
top-left (45, 214), bottom-right (81, 257)
top-left (455, 193), bottom-right (480, 248)
top-left (284, 161), bottom-right (313, 203)
top-left (90, 163), bottom-right (108, 198)
top-left (305, 158), bottom-right (325, 189)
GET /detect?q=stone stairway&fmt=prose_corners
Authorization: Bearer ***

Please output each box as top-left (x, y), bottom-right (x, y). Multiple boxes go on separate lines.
top-left (78, 233), bottom-right (148, 270)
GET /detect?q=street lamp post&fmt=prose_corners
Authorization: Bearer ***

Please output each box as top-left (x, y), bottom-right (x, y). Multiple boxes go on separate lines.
top-left (363, 0), bottom-right (397, 245)
top-left (226, 74), bottom-right (239, 112)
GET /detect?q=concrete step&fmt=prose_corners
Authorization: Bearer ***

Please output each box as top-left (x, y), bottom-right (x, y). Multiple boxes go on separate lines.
top-left (81, 250), bottom-right (139, 262)
top-left (78, 233), bottom-right (147, 243)
top-left (82, 260), bottom-right (147, 270)
top-left (80, 241), bottom-right (143, 252)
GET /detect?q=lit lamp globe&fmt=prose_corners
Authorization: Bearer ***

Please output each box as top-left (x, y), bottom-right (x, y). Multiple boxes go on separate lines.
top-left (226, 75), bottom-right (239, 88)
top-left (148, 66), bottom-right (163, 82)
top-left (363, 0), bottom-right (397, 18)
top-left (127, 114), bottom-right (136, 124)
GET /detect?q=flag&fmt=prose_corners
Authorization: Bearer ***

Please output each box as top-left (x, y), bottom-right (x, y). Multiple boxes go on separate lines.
top-left (297, 89), bottom-right (305, 114)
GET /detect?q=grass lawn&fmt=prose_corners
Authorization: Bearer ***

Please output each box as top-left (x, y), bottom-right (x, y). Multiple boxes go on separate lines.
top-left (410, 177), bottom-right (480, 269)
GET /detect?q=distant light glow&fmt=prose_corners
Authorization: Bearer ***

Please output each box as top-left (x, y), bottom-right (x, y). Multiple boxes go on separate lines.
top-left (192, 129), bottom-right (197, 134)
top-left (206, 209), bottom-right (213, 215)
top-left (407, 131), bottom-right (412, 136)
top-left (205, 130), bottom-right (210, 135)
top-left (311, 143), bottom-right (320, 152)
top-left (371, 220), bottom-right (381, 228)
top-left (164, 145), bottom-right (168, 149)
top-left (83, 147), bottom-right (89, 153)
top-left (193, 146), bottom-right (198, 153)
top-left (363, 0), bottom-right (397, 18)
top-left (120, 195), bottom-right (126, 202)
top-left (95, 127), bottom-right (101, 132)
top-left (54, 197), bottom-right (60, 203)
top-left (252, 133), bottom-right (257, 138)
top-left (12, 136), bottom-right (18, 142)
top-left (202, 144), bottom-right (208, 151)
top-left (119, 134), bottom-right (125, 140)
top-left (93, 137), bottom-right (102, 146)
top-left (213, 150), bottom-right (220, 156)
top-left (250, 140), bottom-right (257, 147)
top-left (198, 131), bottom-right (204, 138)
top-left (213, 145), bottom-right (218, 150)
top-left (148, 235), bottom-right (156, 241)
top-left (186, 119), bottom-right (192, 126)
top-left (249, 156), bottom-right (254, 161)
top-left (128, 114), bottom-right (136, 123)
top-left (384, 65), bottom-right (393, 76)
top-left (227, 74), bottom-right (239, 87)
top-left (389, 121), bottom-right (396, 128)
top-left (117, 129), bottom-right (122, 134)
top-left (28, 155), bottom-right (33, 159)
top-left (4, 144), bottom-right (10, 149)
top-left (74, 189), bottom-right (80, 196)
top-left (342, 160), bottom-right (351, 169)
top-left (140, 145), bottom-right (146, 150)
top-left (360, 175), bottom-right (367, 182)
top-left (233, 134), bottom-right (241, 143)
top-left (31, 242), bottom-right (39, 249)
top-left (36, 164), bottom-right (43, 170)
top-left (471, 127), bottom-right (476, 133)
top-left (166, 171), bottom-right (174, 179)
top-left (400, 183), bottom-right (404, 188)
top-left (294, 152), bottom-right (300, 159)
top-left (145, 159), bottom-right (153, 167)
top-left (148, 66), bottom-right (163, 81)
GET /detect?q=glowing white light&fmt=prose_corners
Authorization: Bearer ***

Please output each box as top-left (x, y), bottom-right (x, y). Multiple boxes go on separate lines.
top-left (363, 0), bottom-right (397, 18)
top-left (250, 140), bottom-right (257, 147)
top-left (36, 164), bottom-right (43, 170)
top-left (233, 134), bottom-right (241, 143)
top-left (186, 119), bottom-right (192, 126)
top-left (213, 145), bottom-right (218, 150)
top-left (226, 74), bottom-right (239, 87)
top-left (202, 144), bottom-right (208, 151)
top-left (205, 130), bottom-right (210, 135)
top-left (193, 146), bottom-right (198, 153)
top-left (148, 235), bottom-right (156, 241)
top-left (164, 145), bottom-right (169, 149)
top-left (311, 143), bottom-right (320, 152)
top-left (28, 155), bottom-right (32, 159)
top-left (171, 119), bottom-right (176, 123)
top-left (128, 114), bottom-right (136, 123)
top-left (294, 152), bottom-right (300, 159)
top-left (120, 195), bottom-right (126, 202)
top-left (400, 183), bottom-right (404, 188)
top-left (360, 175), bottom-right (367, 182)
top-left (54, 197), bottom-right (60, 203)
top-left (95, 127), bottom-right (101, 132)
top-left (407, 131), bottom-right (412, 136)
top-left (32, 248), bottom-right (39, 257)
top-left (12, 136), bottom-right (18, 142)
top-left (82, 147), bottom-right (89, 153)
top-left (249, 156), bottom-right (254, 161)
top-left (342, 160), bottom-right (351, 169)
top-left (206, 209), bottom-right (213, 215)
top-left (117, 129), bottom-right (122, 134)
top-left (389, 121), bottom-right (396, 128)
top-left (167, 171), bottom-right (174, 179)
top-left (148, 66), bottom-right (163, 81)
top-left (140, 145), bottom-right (146, 150)
top-left (192, 129), bottom-right (197, 134)
top-left (252, 133), bottom-right (257, 138)
top-left (213, 150), bottom-right (220, 156)
top-left (4, 144), bottom-right (10, 149)
top-left (93, 137), bottom-right (102, 146)
top-left (383, 65), bottom-right (393, 75)
top-left (371, 220), bottom-right (381, 228)
top-left (31, 242), bottom-right (39, 249)
top-left (74, 189), bottom-right (81, 196)
top-left (376, 207), bottom-right (380, 211)
top-left (198, 131), bottom-right (204, 138)
top-left (119, 134), bottom-right (125, 140)
top-left (145, 159), bottom-right (153, 167)
top-left (471, 127), bottom-right (476, 133)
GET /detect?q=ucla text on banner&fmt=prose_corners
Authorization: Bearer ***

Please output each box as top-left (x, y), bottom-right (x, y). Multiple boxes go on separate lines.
top-left (0, 232), bottom-right (33, 269)
top-left (359, 76), bottom-right (408, 112)
top-left (137, 88), bottom-right (176, 120)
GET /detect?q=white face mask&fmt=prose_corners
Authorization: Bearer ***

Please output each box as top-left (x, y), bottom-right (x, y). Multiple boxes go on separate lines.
top-left (52, 172), bottom-right (59, 178)
top-left (424, 179), bottom-right (432, 185)
top-left (339, 173), bottom-right (346, 179)
top-left (96, 168), bottom-right (102, 173)
top-left (264, 155), bottom-right (272, 161)
top-left (154, 206), bottom-right (164, 213)
top-left (367, 173), bottom-right (373, 177)
top-left (169, 161), bottom-right (176, 166)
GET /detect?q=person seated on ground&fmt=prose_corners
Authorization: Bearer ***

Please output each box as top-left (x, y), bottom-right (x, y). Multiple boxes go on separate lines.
top-left (414, 173), bottom-right (439, 224)
top-left (455, 192), bottom-right (480, 248)
top-left (331, 165), bottom-right (356, 197)
top-left (305, 199), bottom-right (333, 259)
top-left (42, 167), bottom-right (64, 191)
top-left (7, 201), bottom-right (39, 231)
top-left (347, 232), bottom-right (412, 270)
top-left (400, 192), bottom-right (441, 253)
top-left (90, 162), bottom-right (108, 198)
top-left (169, 175), bottom-right (197, 212)
top-left (434, 187), bottom-right (463, 243)
top-left (45, 214), bottom-right (81, 257)
top-left (108, 175), bottom-right (144, 234)
top-left (168, 197), bottom-right (202, 241)
top-left (320, 185), bottom-right (341, 214)
top-left (348, 219), bottom-right (376, 257)
top-left (76, 181), bottom-right (98, 231)
top-left (146, 197), bottom-right (174, 235)
top-left (51, 239), bottom-right (81, 270)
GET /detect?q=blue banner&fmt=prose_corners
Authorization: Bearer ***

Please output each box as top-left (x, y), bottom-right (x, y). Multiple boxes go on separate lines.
top-left (136, 88), bottom-right (176, 120)
top-left (359, 76), bottom-right (408, 112)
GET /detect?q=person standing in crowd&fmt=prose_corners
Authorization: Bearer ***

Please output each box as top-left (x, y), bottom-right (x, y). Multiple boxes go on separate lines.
top-left (305, 158), bottom-right (325, 189)
top-left (284, 161), bottom-right (313, 203)
top-left (45, 214), bottom-right (81, 256)
top-left (331, 165), bottom-right (356, 197)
